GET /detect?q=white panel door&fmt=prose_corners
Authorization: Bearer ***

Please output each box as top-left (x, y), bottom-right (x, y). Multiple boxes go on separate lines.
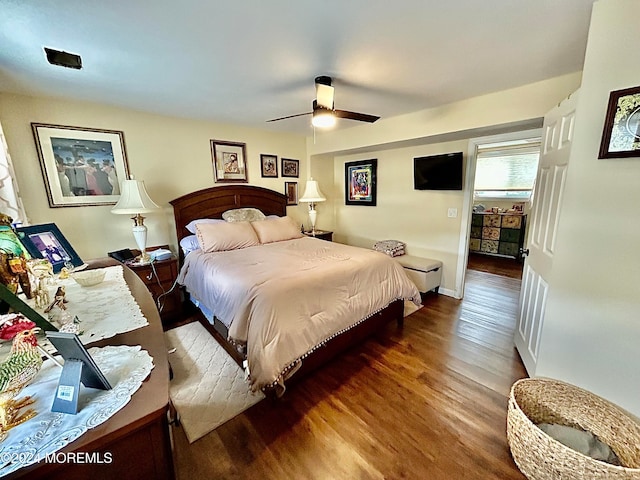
top-left (514, 90), bottom-right (578, 375)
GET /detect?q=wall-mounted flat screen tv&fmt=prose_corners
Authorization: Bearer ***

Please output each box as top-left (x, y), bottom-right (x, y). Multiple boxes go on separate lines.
top-left (414, 152), bottom-right (463, 190)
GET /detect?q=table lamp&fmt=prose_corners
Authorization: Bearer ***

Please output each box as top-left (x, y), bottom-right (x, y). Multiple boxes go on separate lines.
top-left (299, 178), bottom-right (326, 234)
top-left (110, 178), bottom-right (160, 264)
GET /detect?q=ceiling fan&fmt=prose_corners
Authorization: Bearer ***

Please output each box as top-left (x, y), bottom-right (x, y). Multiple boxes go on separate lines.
top-left (266, 76), bottom-right (380, 128)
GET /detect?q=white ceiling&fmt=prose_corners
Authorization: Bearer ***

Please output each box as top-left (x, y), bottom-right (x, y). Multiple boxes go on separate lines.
top-left (0, 0), bottom-right (595, 135)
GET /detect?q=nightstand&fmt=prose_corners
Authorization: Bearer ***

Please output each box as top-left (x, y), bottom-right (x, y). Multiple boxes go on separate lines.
top-left (126, 247), bottom-right (181, 325)
top-left (303, 230), bottom-right (333, 241)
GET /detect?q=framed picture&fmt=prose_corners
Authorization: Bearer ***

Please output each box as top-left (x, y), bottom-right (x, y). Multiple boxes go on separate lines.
top-left (211, 139), bottom-right (248, 182)
top-left (31, 123), bottom-right (130, 207)
top-left (260, 154), bottom-right (278, 178)
top-left (16, 223), bottom-right (84, 273)
top-left (598, 86), bottom-right (640, 159)
top-left (345, 159), bottom-right (377, 206)
top-left (281, 158), bottom-right (299, 178)
top-left (285, 181), bottom-right (298, 205)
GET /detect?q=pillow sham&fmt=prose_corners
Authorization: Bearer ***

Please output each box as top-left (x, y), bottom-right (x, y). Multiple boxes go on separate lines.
top-left (195, 221), bottom-right (260, 252)
top-left (179, 235), bottom-right (200, 255)
top-left (222, 207), bottom-right (266, 223)
top-left (186, 218), bottom-right (225, 234)
top-left (251, 216), bottom-right (303, 244)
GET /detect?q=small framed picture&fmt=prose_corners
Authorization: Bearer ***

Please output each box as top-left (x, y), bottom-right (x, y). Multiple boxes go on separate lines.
top-left (345, 159), bottom-right (377, 206)
top-left (211, 139), bottom-right (248, 182)
top-left (285, 181), bottom-right (298, 205)
top-left (16, 223), bottom-right (84, 273)
top-left (31, 123), bottom-right (130, 208)
top-left (281, 158), bottom-right (299, 178)
top-left (260, 154), bottom-right (278, 178)
top-left (598, 85), bottom-right (640, 159)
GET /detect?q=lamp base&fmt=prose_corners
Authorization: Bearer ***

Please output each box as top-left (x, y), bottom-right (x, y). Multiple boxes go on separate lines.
top-left (308, 204), bottom-right (317, 234)
top-left (134, 252), bottom-right (152, 265)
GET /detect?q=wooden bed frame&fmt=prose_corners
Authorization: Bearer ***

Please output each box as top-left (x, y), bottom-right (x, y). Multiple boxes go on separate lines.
top-left (170, 185), bottom-right (403, 391)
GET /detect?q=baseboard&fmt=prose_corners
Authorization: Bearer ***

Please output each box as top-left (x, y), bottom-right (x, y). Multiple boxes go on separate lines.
top-left (437, 287), bottom-right (457, 298)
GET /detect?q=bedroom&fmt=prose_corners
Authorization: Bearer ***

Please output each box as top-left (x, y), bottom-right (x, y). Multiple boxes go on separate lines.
top-left (0, 0), bottom-right (639, 478)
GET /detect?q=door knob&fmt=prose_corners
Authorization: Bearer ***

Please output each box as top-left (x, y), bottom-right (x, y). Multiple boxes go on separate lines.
top-left (520, 248), bottom-right (530, 257)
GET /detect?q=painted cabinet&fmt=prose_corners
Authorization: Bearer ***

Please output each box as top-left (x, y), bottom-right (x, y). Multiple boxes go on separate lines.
top-left (469, 213), bottom-right (527, 259)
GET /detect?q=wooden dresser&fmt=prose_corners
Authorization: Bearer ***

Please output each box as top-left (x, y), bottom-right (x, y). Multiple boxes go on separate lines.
top-left (469, 212), bottom-right (527, 259)
top-left (8, 258), bottom-right (175, 480)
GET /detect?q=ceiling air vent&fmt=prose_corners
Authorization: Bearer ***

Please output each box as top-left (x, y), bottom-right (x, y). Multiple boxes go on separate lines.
top-left (44, 47), bottom-right (82, 70)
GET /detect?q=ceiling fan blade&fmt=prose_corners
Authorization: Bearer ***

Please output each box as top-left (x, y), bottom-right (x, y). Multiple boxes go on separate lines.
top-left (334, 110), bottom-right (380, 123)
top-left (316, 83), bottom-right (334, 109)
top-left (266, 112), bottom-right (312, 122)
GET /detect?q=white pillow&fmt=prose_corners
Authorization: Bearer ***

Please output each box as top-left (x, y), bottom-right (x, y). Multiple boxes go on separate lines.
top-left (222, 208), bottom-right (266, 223)
top-left (179, 235), bottom-right (200, 255)
top-left (195, 221), bottom-right (260, 252)
top-left (186, 218), bottom-right (225, 234)
top-left (251, 216), bottom-right (303, 244)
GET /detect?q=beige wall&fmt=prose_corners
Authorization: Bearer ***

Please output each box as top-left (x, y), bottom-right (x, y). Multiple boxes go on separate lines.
top-left (535, 0), bottom-right (640, 416)
top-left (0, 73), bottom-right (582, 299)
top-left (0, 93), bottom-right (307, 259)
top-left (307, 73), bottom-right (581, 297)
top-left (333, 140), bottom-right (468, 295)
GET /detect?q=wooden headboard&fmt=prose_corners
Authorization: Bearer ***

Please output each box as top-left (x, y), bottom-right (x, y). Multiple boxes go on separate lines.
top-left (170, 185), bottom-right (287, 258)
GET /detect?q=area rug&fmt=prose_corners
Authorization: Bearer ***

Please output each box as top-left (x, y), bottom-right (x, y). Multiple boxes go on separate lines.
top-left (404, 299), bottom-right (423, 317)
top-left (165, 322), bottom-right (265, 443)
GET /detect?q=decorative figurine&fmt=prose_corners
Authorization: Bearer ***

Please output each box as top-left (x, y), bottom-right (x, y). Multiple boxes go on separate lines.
top-left (0, 317), bottom-right (43, 439)
top-left (0, 214), bottom-right (32, 298)
top-left (26, 259), bottom-right (54, 310)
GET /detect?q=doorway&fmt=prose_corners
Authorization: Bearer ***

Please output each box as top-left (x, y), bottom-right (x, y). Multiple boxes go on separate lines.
top-left (456, 129), bottom-right (542, 295)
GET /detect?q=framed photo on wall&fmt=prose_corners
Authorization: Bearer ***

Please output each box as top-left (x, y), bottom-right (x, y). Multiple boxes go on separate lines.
top-left (16, 223), bottom-right (84, 273)
top-left (211, 139), bottom-right (248, 182)
top-left (599, 85), bottom-right (640, 159)
top-left (31, 123), bottom-right (130, 208)
top-left (345, 159), bottom-right (377, 206)
top-left (284, 181), bottom-right (298, 205)
top-left (260, 154), bottom-right (278, 178)
top-left (281, 158), bottom-right (299, 178)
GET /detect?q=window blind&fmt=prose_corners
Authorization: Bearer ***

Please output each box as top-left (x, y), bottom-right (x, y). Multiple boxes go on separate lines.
top-left (474, 142), bottom-right (540, 200)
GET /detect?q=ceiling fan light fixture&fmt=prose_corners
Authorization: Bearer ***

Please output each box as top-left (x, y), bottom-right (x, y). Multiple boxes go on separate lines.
top-left (312, 108), bottom-right (336, 128)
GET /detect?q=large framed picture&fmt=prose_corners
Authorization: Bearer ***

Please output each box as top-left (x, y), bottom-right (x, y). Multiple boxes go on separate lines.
top-left (16, 223), bottom-right (84, 273)
top-left (31, 123), bottom-right (130, 207)
top-left (281, 158), bottom-right (299, 178)
top-left (345, 159), bottom-right (377, 206)
top-left (598, 86), bottom-right (640, 159)
top-left (260, 154), bottom-right (278, 178)
top-left (211, 139), bottom-right (248, 182)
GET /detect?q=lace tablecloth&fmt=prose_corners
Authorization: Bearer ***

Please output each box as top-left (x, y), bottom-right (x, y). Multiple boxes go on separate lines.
top-left (0, 345), bottom-right (154, 477)
top-left (0, 265), bottom-right (149, 356)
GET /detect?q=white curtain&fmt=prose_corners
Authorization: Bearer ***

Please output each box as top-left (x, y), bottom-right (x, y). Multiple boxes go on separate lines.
top-left (0, 121), bottom-right (28, 226)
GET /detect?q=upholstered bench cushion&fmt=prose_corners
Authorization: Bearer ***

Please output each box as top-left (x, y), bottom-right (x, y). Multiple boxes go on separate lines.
top-left (394, 255), bottom-right (442, 293)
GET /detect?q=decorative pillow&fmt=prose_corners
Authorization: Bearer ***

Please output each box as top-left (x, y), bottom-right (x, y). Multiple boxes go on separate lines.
top-left (251, 216), bottom-right (303, 244)
top-left (179, 235), bottom-right (200, 255)
top-left (195, 221), bottom-right (260, 252)
top-left (186, 218), bottom-right (225, 234)
top-left (222, 208), bottom-right (266, 223)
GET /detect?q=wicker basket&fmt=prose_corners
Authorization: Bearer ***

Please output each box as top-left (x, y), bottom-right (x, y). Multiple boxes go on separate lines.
top-left (507, 378), bottom-right (640, 480)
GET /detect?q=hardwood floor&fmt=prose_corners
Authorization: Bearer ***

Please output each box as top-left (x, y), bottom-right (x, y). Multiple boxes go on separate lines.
top-left (467, 252), bottom-right (523, 279)
top-left (171, 258), bottom-right (528, 479)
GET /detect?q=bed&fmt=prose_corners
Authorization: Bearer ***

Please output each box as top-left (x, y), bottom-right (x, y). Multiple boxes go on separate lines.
top-left (170, 185), bottom-right (421, 395)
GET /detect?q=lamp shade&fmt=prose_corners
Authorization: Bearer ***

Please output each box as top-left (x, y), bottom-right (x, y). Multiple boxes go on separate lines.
top-left (299, 179), bottom-right (326, 203)
top-left (111, 179), bottom-right (160, 214)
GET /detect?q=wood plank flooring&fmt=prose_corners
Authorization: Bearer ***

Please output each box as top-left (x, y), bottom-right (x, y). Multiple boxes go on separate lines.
top-left (171, 256), bottom-right (528, 479)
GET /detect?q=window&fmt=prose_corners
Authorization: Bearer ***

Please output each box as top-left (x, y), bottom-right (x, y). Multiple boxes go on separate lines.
top-left (473, 139), bottom-right (541, 201)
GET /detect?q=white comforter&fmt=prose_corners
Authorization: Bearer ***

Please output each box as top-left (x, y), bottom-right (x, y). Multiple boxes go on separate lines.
top-left (177, 237), bottom-right (421, 392)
